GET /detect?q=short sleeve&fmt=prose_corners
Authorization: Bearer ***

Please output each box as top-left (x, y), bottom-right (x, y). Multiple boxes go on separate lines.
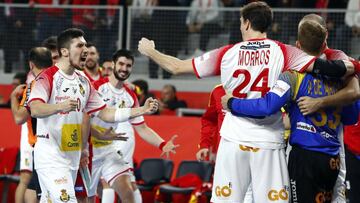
top-left (281, 44), bottom-right (316, 73)
top-left (28, 73), bottom-right (52, 105)
top-left (85, 83), bottom-right (106, 115)
top-left (192, 45), bottom-right (233, 78)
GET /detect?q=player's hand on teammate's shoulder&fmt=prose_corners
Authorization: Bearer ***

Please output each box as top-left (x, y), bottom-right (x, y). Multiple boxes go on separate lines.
top-left (138, 37), bottom-right (155, 56)
top-left (11, 84), bottom-right (26, 98)
top-left (221, 94), bottom-right (233, 111)
top-left (100, 127), bottom-right (128, 141)
top-left (161, 135), bottom-right (180, 158)
top-left (143, 97), bottom-right (159, 114)
top-left (58, 98), bottom-right (78, 113)
top-left (297, 96), bottom-right (322, 115)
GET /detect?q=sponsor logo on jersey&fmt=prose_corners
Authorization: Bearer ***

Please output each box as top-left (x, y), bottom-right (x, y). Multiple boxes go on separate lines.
top-left (239, 145), bottom-right (259, 152)
top-left (271, 80), bottom-right (290, 97)
top-left (290, 179), bottom-right (298, 203)
top-left (268, 187), bottom-right (289, 201)
top-left (62, 88), bottom-right (69, 93)
top-left (214, 182), bottom-right (232, 197)
top-left (56, 77), bottom-right (64, 91)
top-left (79, 84), bottom-right (85, 97)
top-left (55, 95), bottom-right (70, 102)
top-left (37, 134), bottom-right (49, 139)
top-left (59, 189), bottom-right (70, 202)
top-left (296, 122), bottom-right (316, 133)
top-left (315, 191), bottom-right (332, 203)
top-left (61, 124), bottom-right (81, 151)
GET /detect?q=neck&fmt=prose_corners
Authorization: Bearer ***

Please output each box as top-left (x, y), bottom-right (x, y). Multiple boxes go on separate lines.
top-left (57, 58), bottom-right (75, 75)
top-left (109, 74), bottom-right (124, 89)
top-left (32, 68), bottom-right (43, 77)
top-left (243, 31), bottom-right (267, 41)
top-left (85, 66), bottom-right (98, 76)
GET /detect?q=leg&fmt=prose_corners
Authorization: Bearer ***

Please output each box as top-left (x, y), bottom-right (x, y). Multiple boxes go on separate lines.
top-left (131, 180), bottom-right (142, 203)
top-left (210, 138), bottom-right (252, 203)
top-left (27, 168), bottom-right (42, 202)
top-left (251, 148), bottom-right (289, 203)
top-left (15, 171), bottom-right (32, 203)
top-left (111, 175), bottom-right (134, 203)
top-left (345, 147), bottom-right (360, 203)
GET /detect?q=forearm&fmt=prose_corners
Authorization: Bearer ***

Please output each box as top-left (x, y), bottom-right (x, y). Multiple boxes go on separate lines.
top-left (10, 94), bottom-right (29, 124)
top-left (318, 76), bottom-right (360, 108)
top-left (30, 102), bottom-right (61, 118)
top-left (136, 124), bottom-right (164, 147)
top-left (309, 59), bottom-right (354, 78)
top-left (97, 107), bottom-right (146, 123)
top-left (229, 92), bottom-right (288, 117)
top-left (147, 49), bottom-right (193, 75)
top-left (82, 114), bottom-right (90, 150)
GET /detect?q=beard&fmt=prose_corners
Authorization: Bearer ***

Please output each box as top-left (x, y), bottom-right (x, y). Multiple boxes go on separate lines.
top-left (85, 59), bottom-right (97, 70)
top-left (70, 57), bottom-right (84, 71)
top-left (113, 69), bottom-right (130, 81)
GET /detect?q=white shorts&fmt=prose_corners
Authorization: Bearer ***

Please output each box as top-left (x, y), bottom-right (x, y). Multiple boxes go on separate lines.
top-left (37, 167), bottom-right (77, 203)
top-left (113, 138), bottom-right (135, 168)
top-left (20, 123), bottom-right (33, 172)
top-left (88, 151), bottom-right (131, 197)
top-left (211, 137), bottom-right (290, 203)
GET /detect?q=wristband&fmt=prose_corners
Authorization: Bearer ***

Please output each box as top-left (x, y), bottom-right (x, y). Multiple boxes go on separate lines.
top-left (114, 108), bottom-right (131, 122)
top-left (159, 141), bottom-right (167, 151)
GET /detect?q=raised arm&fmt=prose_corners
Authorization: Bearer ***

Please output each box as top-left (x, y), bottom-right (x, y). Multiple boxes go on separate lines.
top-left (138, 38), bottom-right (193, 75)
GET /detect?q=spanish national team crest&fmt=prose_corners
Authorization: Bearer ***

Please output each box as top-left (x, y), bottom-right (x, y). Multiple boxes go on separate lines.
top-left (59, 189), bottom-right (70, 202)
top-left (118, 100), bottom-right (126, 108)
top-left (79, 84), bottom-right (85, 96)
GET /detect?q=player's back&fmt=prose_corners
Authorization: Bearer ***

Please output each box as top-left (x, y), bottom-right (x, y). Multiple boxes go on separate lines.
top-left (220, 39), bottom-right (288, 149)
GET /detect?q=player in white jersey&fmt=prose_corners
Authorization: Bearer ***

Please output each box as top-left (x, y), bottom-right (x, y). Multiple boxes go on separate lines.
top-left (10, 47), bottom-right (53, 203)
top-left (138, 2), bottom-right (356, 202)
top-left (27, 28), bottom-right (158, 203)
top-left (87, 49), bottom-right (178, 203)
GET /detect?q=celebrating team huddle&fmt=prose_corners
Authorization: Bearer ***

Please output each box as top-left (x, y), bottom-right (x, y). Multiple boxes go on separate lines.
top-left (10, 1), bottom-right (360, 203)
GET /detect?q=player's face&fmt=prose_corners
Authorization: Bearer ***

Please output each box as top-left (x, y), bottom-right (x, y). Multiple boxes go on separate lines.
top-left (113, 56), bottom-right (133, 81)
top-left (69, 37), bottom-right (88, 71)
top-left (102, 61), bottom-right (113, 77)
top-left (85, 46), bottom-right (99, 70)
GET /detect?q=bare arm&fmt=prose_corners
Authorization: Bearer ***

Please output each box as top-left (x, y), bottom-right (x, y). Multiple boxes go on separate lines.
top-left (96, 97), bottom-right (158, 123)
top-left (29, 99), bottom-right (77, 118)
top-left (10, 84), bottom-right (29, 124)
top-left (138, 37), bottom-right (193, 75)
top-left (82, 113), bottom-right (91, 151)
top-left (298, 76), bottom-right (360, 115)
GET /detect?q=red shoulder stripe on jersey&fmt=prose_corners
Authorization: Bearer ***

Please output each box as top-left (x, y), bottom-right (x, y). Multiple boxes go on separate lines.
top-left (192, 58), bottom-right (201, 79)
top-left (323, 48), bottom-right (349, 60)
top-left (215, 44), bottom-right (234, 75)
top-left (28, 98), bottom-right (46, 105)
top-left (87, 104), bottom-right (106, 115)
top-left (92, 77), bottom-right (109, 90)
top-left (274, 41), bottom-right (288, 72)
top-left (131, 121), bottom-right (145, 126)
top-left (124, 84), bottom-right (140, 108)
top-left (39, 66), bottom-right (59, 99)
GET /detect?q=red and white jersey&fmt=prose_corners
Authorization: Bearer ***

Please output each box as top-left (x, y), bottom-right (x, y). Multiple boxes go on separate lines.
top-left (193, 38), bottom-right (316, 149)
top-left (90, 78), bottom-right (144, 161)
top-left (28, 66), bottom-right (106, 170)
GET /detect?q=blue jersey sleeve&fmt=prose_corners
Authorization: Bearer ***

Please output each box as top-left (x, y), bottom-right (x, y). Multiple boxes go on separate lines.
top-left (341, 101), bottom-right (360, 125)
top-left (229, 72), bottom-right (295, 117)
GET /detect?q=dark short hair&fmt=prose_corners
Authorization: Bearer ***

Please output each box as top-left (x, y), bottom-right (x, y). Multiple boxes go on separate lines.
top-left (86, 42), bottom-right (96, 49)
top-left (240, 1), bottom-right (272, 33)
top-left (28, 47), bottom-right (53, 69)
top-left (112, 49), bottom-right (134, 64)
top-left (13, 72), bottom-right (27, 84)
top-left (57, 28), bottom-right (85, 57)
top-left (298, 20), bottom-right (326, 55)
top-left (164, 84), bottom-right (176, 93)
top-left (41, 36), bottom-right (57, 51)
top-left (133, 79), bottom-right (149, 94)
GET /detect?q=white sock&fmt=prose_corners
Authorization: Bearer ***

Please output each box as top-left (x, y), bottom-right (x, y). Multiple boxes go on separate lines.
top-left (134, 188), bottom-right (142, 203)
top-left (101, 188), bottom-right (115, 203)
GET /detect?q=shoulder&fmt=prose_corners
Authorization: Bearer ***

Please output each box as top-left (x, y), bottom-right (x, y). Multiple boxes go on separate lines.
top-left (92, 77), bottom-right (109, 90)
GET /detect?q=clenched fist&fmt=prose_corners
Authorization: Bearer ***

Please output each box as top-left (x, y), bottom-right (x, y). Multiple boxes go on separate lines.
top-left (138, 37), bottom-right (155, 56)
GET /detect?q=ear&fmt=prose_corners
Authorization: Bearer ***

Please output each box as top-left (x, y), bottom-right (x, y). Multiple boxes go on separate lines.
top-left (60, 48), bottom-right (69, 57)
top-left (29, 61), bottom-right (34, 70)
top-left (245, 19), bottom-right (250, 31)
top-left (295, 40), bottom-right (301, 49)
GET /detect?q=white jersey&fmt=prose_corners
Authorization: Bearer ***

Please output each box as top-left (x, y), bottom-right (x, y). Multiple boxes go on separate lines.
top-left (193, 39), bottom-right (316, 149)
top-left (91, 78), bottom-right (144, 161)
top-left (28, 66), bottom-right (106, 170)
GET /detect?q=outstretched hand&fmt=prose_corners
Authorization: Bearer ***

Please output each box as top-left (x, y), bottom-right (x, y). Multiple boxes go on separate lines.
top-left (161, 135), bottom-right (180, 158)
top-left (196, 148), bottom-right (209, 161)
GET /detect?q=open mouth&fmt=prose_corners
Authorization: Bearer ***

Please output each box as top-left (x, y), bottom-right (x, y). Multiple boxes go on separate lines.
top-left (80, 56), bottom-right (87, 62)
